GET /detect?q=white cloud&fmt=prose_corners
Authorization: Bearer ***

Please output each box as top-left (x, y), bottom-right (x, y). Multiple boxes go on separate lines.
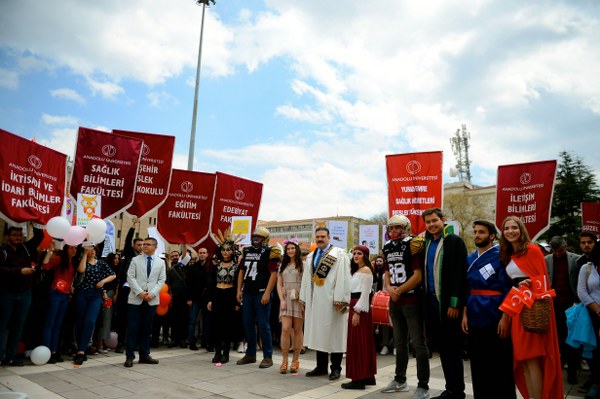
top-left (50, 88), bottom-right (86, 104)
top-left (37, 127), bottom-right (78, 158)
top-left (0, 68), bottom-right (19, 89)
top-left (147, 91), bottom-right (180, 108)
top-left (87, 78), bottom-right (124, 99)
top-left (41, 114), bottom-right (78, 126)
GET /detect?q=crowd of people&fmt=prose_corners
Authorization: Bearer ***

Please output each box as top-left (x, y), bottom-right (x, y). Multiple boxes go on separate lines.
top-left (1, 207), bottom-right (600, 399)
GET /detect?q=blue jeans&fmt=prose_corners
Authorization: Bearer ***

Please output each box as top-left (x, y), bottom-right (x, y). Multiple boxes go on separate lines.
top-left (126, 302), bottom-right (156, 359)
top-left (74, 288), bottom-right (102, 353)
top-left (187, 300), bottom-right (202, 344)
top-left (0, 290), bottom-right (32, 362)
top-left (242, 292), bottom-right (272, 358)
top-left (42, 289), bottom-right (70, 353)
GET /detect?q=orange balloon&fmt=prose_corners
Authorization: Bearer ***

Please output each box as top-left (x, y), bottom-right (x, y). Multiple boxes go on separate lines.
top-left (156, 305), bottom-right (169, 316)
top-left (309, 242), bottom-right (317, 252)
top-left (160, 283), bottom-right (169, 294)
top-left (159, 292), bottom-right (172, 306)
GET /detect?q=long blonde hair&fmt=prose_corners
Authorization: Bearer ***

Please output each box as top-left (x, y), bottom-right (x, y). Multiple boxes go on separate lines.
top-left (499, 216), bottom-right (531, 265)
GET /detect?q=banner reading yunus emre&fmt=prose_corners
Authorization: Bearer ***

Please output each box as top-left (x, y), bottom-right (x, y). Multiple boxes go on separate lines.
top-left (386, 151), bottom-right (443, 235)
top-left (0, 129), bottom-right (67, 225)
top-left (70, 127), bottom-right (143, 219)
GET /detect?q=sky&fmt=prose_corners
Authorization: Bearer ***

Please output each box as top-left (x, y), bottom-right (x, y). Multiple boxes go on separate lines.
top-left (1, 0), bottom-right (599, 222)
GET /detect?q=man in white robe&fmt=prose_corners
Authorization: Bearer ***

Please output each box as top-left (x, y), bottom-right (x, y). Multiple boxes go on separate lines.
top-left (299, 227), bottom-right (351, 380)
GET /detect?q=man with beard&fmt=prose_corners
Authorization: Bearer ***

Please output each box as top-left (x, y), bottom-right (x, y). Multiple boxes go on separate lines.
top-left (300, 226), bottom-right (351, 381)
top-left (236, 227), bottom-right (280, 368)
top-left (461, 221), bottom-right (516, 399)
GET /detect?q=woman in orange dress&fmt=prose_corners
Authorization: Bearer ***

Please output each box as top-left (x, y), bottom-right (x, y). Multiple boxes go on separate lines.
top-left (499, 216), bottom-right (564, 399)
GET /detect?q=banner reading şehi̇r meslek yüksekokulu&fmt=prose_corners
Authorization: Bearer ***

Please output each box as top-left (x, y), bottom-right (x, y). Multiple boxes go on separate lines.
top-left (386, 151), bottom-right (443, 235)
top-left (582, 202), bottom-right (600, 238)
top-left (496, 160), bottom-right (557, 241)
top-left (157, 169), bottom-right (216, 245)
top-left (69, 127), bottom-right (143, 219)
top-left (0, 129), bottom-right (67, 225)
top-left (209, 172), bottom-right (263, 244)
top-left (113, 129), bottom-right (175, 219)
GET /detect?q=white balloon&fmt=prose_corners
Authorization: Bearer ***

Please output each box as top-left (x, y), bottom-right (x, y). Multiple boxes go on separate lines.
top-left (46, 216), bottom-right (71, 239)
top-left (30, 345), bottom-right (51, 365)
top-left (86, 218), bottom-right (107, 237)
top-left (64, 226), bottom-right (87, 246)
top-left (87, 232), bottom-right (106, 244)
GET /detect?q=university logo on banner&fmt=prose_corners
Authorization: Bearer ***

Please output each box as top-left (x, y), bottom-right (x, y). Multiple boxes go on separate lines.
top-left (0, 129), bottom-right (67, 225)
top-left (496, 160), bottom-right (557, 240)
top-left (386, 151), bottom-right (443, 235)
top-left (113, 130), bottom-right (175, 218)
top-left (70, 127), bottom-right (143, 219)
top-left (209, 172), bottom-right (263, 243)
top-left (582, 202), bottom-right (600, 238)
top-left (157, 170), bottom-right (216, 245)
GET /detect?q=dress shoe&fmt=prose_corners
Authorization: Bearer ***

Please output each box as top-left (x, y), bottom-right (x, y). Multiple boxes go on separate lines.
top-left (341, 380), bottom-right (366, 390)
top-left (139, 356), bottom-right (159, 364)
top-left (329, 370), bottom-right (341, 380)
top-left (364, 377), bottom-right (376, 386)
top-left (236, 355), bottom-right (257, 365)
top-left (189, 343), bottom-right (199, 351)
top-left (306, 367), bottom-right (328, 377)
top-left (124, 357), bottom-right (134, 368)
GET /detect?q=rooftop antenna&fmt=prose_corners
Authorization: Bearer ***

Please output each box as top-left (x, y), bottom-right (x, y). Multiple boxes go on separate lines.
top-left (450, 124), bottom-right (472, 183)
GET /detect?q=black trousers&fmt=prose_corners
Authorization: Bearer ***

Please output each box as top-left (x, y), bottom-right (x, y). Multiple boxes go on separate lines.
top-left (468, 325), bottom-right (516, 399)
top-left (316, 350), bottom-right (343, 372)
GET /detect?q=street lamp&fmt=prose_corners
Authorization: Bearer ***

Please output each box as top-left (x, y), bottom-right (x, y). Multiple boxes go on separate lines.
top-left (188, 0), bottom-right (216, 171)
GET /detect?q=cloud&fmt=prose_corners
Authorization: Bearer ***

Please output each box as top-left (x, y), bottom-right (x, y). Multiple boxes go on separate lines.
top-left (50, 88), bottom-right (86, 104)
top-left (36, 127), bottom-right (78, 158)
top-left (41, 114), bottom-right (78, 126)
top-left (147, 91), bottom-right (180, 108)
top-left (87, 78), bottom-right (124, 99)
top-left (0, 68), bottom-right (19, 89)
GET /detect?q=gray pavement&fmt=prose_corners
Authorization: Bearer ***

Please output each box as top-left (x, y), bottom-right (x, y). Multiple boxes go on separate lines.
top-left (0, 346), bottom-right (588, 398)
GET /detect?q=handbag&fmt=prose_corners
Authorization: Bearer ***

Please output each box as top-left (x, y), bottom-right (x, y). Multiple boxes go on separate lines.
top-left (521, 297), bottom-right (552, 334)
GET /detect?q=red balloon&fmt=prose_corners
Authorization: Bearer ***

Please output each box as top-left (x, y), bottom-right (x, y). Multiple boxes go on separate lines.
top-left (160, 283), bottom-right (169, 294)
top-left (156, 305), bottom-right (169, 316)
top-left (17, 341), bottom-right (25, 355)
top-left (159, 292), bottom-right (172, 306)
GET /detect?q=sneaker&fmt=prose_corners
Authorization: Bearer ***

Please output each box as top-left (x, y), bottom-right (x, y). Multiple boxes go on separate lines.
top-left (380, 346), bottom-right (389, 355)
top-left (413, 387), bottom-right (431, 399)
top-left (393, 348), bottom-right (397, 356)
top-left (237, 342), bottom-right (246, 353)
top-left (381, 380), bottom-right (409, 393)
top-left (259, 358), bottom-right (273, 368)
top-left (236, 355), bottom-right (257, 365)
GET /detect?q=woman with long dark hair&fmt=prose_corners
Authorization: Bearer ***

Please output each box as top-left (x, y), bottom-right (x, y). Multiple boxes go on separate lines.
top-left (499, 216), bottom-right (563, 399)
top-left (207, 232), bottom-right (241, 364)
top-left (41, 242), bottom-right (78, 363)
top-left (276, 240), bottom-right (304, 373)
top-left (73, 245), bottom-right (115, 365)
top-left (96, 252), bottom-right (121, 352)
top-left (342, 245), bottom-right (376, 389)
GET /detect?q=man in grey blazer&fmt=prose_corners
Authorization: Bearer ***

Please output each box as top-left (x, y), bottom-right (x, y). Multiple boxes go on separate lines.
top-left (124, 237), bottom-right (166, 367)
top-left (545, 235), bottom-right (582, 384)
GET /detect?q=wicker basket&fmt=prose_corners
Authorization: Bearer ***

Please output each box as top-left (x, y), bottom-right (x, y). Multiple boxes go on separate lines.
top-left (520, 297), bottom-right (552, 334)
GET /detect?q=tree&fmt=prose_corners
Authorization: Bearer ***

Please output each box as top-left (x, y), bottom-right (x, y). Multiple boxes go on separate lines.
top-left (444, 192), bottom-right (495, 252)
top-left (540, 151), bottom-right (600, 249)
top-left (367, 211), bottom-right (388, 226)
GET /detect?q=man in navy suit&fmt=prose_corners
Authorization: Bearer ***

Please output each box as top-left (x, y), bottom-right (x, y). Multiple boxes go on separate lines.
top-left (124, 237), bottom-right (166, 367)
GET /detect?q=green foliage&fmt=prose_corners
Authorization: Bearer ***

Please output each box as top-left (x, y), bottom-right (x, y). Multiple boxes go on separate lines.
top-left (540, 151), bottom-right (600, 250)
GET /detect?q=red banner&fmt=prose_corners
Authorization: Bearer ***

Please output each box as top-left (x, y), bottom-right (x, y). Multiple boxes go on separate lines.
top-left (386, 151), bottom-right (443, 235)
top-left (209, 172), bottom-right (263, 243)
top-left (0, 129), bottom-right (67, 225)
top-left (582, 202), bottom-right (600, 238)
top-left (496, 160), bottom-right (557, 241)
top-left (113, 130), bottom-right (175, 218)
top-left (157, 169), bottom-right (216, 245)
top-left (70, 127), bottom-right (143, 219)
